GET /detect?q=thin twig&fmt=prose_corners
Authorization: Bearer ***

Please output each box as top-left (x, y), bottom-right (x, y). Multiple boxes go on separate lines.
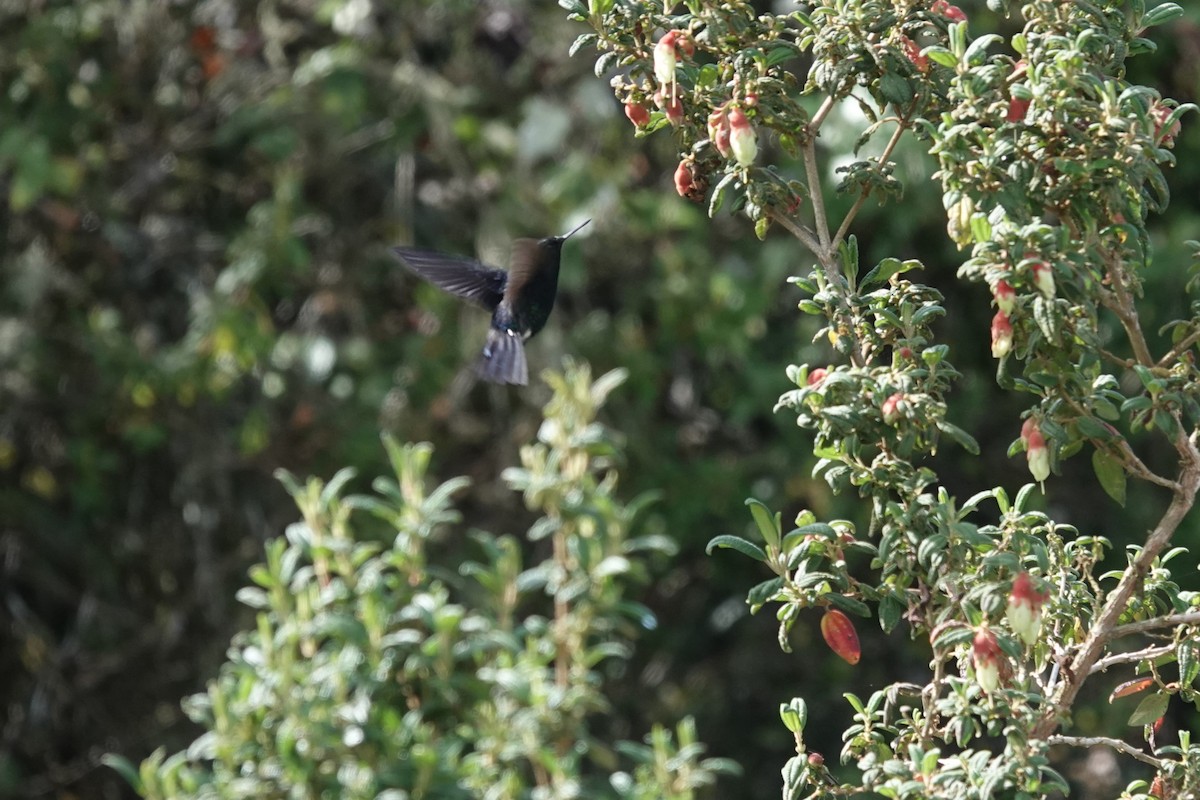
top-left (769, 209), bottom-right (823, 255)
top-left (1047, 735), bottom-right (1163, 769)
top-left (1091, 644), bottom-right (1175, 675)
top-left (1157, 327), bottom-right (1200, 369)
top-left (1107, 610), bottom-right (1200, 641)
top-left (1058, 394), bottom-right (1179, 491)
top-left (833, 119), bottom-right (908, 247)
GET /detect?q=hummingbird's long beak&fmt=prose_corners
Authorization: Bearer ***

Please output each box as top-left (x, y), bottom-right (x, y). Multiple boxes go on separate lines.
top-left (560, 219), bottom-right (591, 240)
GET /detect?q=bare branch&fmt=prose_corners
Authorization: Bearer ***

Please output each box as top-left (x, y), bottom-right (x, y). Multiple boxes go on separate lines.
top-left (1107, 610), bottom-right (1200, 641)
top-left (1047, 735), bottom-right (1163, 769)
top-left (1090, 644), bottom-right (1174, 675)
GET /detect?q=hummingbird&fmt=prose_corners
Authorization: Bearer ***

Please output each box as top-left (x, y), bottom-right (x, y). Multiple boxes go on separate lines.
top-left (391, 219), bottom-right (589, 385)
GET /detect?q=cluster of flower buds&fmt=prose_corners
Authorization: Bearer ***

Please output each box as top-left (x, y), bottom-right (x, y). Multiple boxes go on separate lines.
top-left (1021, 417), bottom-right (1050, 483)
top-left (991, 311), bottom-right (1013, 358)
top-left (1006, 572), bottom-right (1049, 645)
top-left (706, 102), bottom-right (757, 166)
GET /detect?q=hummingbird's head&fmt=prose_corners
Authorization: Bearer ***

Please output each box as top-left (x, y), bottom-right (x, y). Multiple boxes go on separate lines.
top-left (540, 219), bottom-right (590, 248)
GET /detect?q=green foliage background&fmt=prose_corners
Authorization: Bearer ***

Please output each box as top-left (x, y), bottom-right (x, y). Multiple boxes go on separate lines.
top-left (0, 1), bottom-right (1197, 797)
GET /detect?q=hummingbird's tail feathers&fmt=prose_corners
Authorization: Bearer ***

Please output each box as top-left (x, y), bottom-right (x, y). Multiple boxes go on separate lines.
top-left (477, 329), bottom-right (528, 385)
top-left (391, 247), bottom-right (506, 310)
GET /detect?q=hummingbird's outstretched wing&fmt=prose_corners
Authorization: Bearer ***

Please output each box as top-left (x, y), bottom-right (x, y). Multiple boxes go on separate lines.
top-left (501, 239), bottom-right (541, 303)
top-left (391, 247), bottom-right (506, 310)
top-left (477, 328), bottom-right (528, 385)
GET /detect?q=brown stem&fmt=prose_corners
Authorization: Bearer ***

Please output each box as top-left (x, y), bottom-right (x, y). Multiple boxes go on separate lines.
top-left (553, 525), bottom-right (570, 689)
top-left (1032, 440), bottom-right (1200, 738)
top-left (1047, 735), bottom-right (1163, 769)
top-left (1106, 609), bottom-right (1200, 640)
top-left (1157, 326), bottom-right (1200, 369)
top-left (1090, 643), bottom-right (1174, 674)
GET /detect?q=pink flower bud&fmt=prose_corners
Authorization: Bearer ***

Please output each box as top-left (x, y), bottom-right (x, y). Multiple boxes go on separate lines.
top-left (991, 311), bottom-right (1013, 359)
top-left (994, 279), bottom-right (1016, 314)
top-left (1022, 421), bottom-right (1050, 483)
top-left (931, 0), bottom-right (967, 22)
top-left (807, 367), bottom-right (828, 386)
top-left (708, 106), bottom-right (731, 157)
top-left (728, 107), bottom-right (757, 166)
top-left (1006, 96), bottom-right (1031, 123)
top-left (674, 158), bottom-right (704, 201)
top-left (899, 35), bottom-right (929, 72)
top-left (625, 101), bottom-right (650, 128)
top-left (972, 627), bottom-right (1004, 693)
top-left (808, 752), bottom-right (824, 767)
top-left (1006, 572), bottom-right (1048, 645)
top-left (1031, 261), bottom-right (1055, 298)
top-left (654, 31), bottom-right (679, 89)
top-left (881, 392), bottom-right (906, 424)
top-left (1151, 102), bottom-right (1181, 147)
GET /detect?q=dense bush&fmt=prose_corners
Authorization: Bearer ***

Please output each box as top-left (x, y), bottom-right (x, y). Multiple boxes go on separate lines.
top-left (3, 0), bottom-right (1200, 798)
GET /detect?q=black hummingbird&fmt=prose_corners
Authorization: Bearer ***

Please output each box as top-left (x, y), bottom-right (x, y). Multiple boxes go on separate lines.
top-left (391, 219), bottom-right (589, 385)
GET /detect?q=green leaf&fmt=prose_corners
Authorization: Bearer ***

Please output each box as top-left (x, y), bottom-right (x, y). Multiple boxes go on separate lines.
top-left (1091, 449), bottom-right (1127, 506)
top-left (1143, 3), bottom-right (1183, 28)
top-left (860, 257), bottom-right (923, 290)
top-left (1127, 691), bottom-right (1170, 727)
top-left (926, 47), bottom-right (958, 68)
top-left (101, 754), bottom-right (144, 792)
top-left (879, 592), bottom-right (904, 633)
top-left (937, 420), bottom-right (980, 455)
top-left (706, 534), bottom-right (767, 562)
top-left (745, 498), bottom-right (781, 549)
top-left (827, 594), bottom-right (871, 618)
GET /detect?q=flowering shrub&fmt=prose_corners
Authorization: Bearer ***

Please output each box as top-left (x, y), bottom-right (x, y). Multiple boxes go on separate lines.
top-left (571, 0), bottom-right (1200, 796)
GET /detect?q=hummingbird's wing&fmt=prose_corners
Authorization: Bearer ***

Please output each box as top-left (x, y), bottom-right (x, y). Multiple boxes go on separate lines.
top-left (391, 246), bottom-right (506, 310)
top-left (501, 239), bottom-right (541, 304)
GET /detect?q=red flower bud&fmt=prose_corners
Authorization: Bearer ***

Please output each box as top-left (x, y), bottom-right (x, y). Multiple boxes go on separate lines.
top-left (1030, 261), bottom-right (1055, 298)
top-left (624, 101), bottom-right (650, 127)
top-left (899, 35), bottom-right (929, 72)
top-left (1006, 97), bottom-right (1030, 123)
top-left (931, 0), bottom-right (967, 22)
top-left (881, 392), bottom-right (906, 424)
top-left (674, 158), bottom-right (704, 201)
top-left (654, 88), bottom-right (684, 125)
top-left (972, 627), bottom-right (1004, 693)
top-left (1151, 102), bottom-right (1181, 147)
top-left (991, 311), bottom-right (1013, 358)
top-left (994, 279), bottom-right (1016, 314)
top-left (821, 609), bottom-right (861, 665)
top-left (654, 31), bottom-right (679, 89)
top-left (1021, 420), bottom-right (1050, 483)
top-left (807, 753), bottom-right (824, 766)
top-left (728, 107), bottom-right (757, 166)
top-left (1006, 572), bottom-right (1048, 645)
top-left (708, 106), bottom-right (732, 157)
top-left (807, 367), bottom-right (828, 386)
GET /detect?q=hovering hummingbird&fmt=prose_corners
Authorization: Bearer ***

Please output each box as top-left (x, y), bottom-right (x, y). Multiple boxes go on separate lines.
top-left (392, 220), bottom-right (589, 385)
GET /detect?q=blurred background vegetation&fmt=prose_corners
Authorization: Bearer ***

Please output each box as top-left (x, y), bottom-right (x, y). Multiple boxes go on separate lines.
top-left (1, 1), bottom-right (1198, 798)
